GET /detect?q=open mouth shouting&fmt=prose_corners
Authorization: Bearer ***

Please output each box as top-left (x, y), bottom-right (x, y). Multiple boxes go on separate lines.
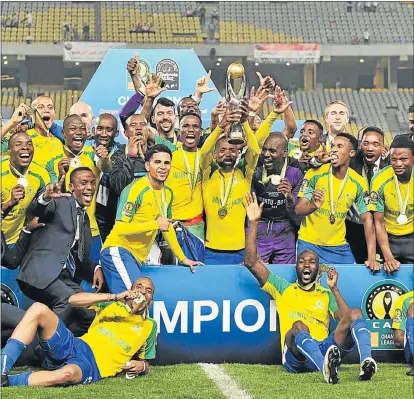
top-left (41, 115), bottom-right (52, 128)
top-left (81, 191), bottom-right (94, 206)
top-left (364, 152), bottom-right (376, 163)
top-left (72, 135), bottom-right (85, 150)
top-left (18, 151), bottom-right (33, 165)
top-left (300, 136), bottom-right (310, 150)
top-left (301, 268), bottom-right (313, 283)
top-left (184, 133), bottom-right (197, 146)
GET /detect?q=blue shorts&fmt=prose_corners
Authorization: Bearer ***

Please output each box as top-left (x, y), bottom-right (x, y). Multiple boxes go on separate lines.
top-left (100, 247), bottom-right (142, 293)
top-left (204, 248), bottom-right (245, 265)
top-left (297, 240), bottom-right (356, 264)
top-left (38, 319), bottom-right (101, 384)
top-left (89, 235), bottom-right (103, 263)
top-left (282, 330), bottom-right (355, 373)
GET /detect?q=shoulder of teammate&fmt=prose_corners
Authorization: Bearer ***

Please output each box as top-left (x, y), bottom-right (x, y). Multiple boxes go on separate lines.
top-left (262, 270), bottom-right (291, 296)
top-left (28, 161), bottom-right (51, 187)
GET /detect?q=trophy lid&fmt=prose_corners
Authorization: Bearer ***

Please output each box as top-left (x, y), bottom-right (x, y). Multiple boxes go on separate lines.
top-left (227, 63), bottom-right (245, 79)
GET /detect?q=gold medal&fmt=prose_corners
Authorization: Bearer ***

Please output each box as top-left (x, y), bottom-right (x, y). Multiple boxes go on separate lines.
top-left (218, 206), bottom-right (228, 218)
top-left (70, 157), bottom-right (81, 168)
top-left (17, 177), bottom-right (28, 188)
top-left (397, 214), bottom-right (408, 225)
top-left (271, 175), bottom-right (281, 185)
top-left (292, 148), bottom-right (302, 160)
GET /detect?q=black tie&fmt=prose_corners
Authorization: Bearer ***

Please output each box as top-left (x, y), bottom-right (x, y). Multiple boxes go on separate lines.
top-left (367, 164), bottom-right (375, 185)
top-left (77, 207), bottom-right (85, 262)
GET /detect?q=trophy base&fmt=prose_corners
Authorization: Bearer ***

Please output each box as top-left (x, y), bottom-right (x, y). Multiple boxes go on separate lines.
top-left (228, 137), bottom-right (245, 145)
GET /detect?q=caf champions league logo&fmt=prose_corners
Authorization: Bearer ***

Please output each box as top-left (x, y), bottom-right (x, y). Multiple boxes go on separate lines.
top-left (362, 280), bottom-right (408, 320)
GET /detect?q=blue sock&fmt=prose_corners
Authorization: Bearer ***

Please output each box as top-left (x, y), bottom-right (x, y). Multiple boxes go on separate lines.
top-left (1, 338), bottom-right (26, 375)
top-left (295, 331), bottom-right (324, 371)
top-left (351, 318), bottom-right (372, 362)
top-left (405, 317), bottom-right (414, 357)
top-left (9, 371), bottom-right (32, 386)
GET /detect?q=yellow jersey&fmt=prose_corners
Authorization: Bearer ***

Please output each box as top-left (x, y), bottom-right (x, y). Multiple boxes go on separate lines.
top-left (45, 146), bottom-right (100, 237)
top-left (154, 136), bottom-right (203, 220)
top-left (391, 291), bottom-right (414, 331)
top-left (288, 140), bottom-right (322, 158)
top-left (1, 159), bottom-right (50, 244)
top-left (80, 301), bottom-right (157, 378)
top-left (370, 166), bottom-right (414, 236)
top-left (262, 272), bottom-right (338, 351)
top-left (298, 164), bottom-right (370, 246)
top-left (102, 176), bottom-right (186, 263)
top-left (203, 166), bottom-right (254, 251)
top-left (25, 128), bottom-right (64, 168)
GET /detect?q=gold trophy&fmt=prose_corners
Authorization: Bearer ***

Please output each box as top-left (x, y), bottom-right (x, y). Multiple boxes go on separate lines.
top-left (225, 63), bottom-right (247, 145)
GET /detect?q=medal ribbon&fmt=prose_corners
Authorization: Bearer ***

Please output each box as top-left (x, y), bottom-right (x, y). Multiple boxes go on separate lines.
top-left (261, 157), bottom-right (287, 184)
top-left (9, 162), bottom-right (28, 180)
top-left (181, 148), bottom-right (200, 193)
top-left (393, 168), bottom-right (413, 217)
top-left (219, 169), bottom-right (236, 209)
top-left (64, 145), bottom-right (85, 161)
top-left (328, 166), bottom-right (349, 218)
top-left (148, 176), bottom-right (167, 218)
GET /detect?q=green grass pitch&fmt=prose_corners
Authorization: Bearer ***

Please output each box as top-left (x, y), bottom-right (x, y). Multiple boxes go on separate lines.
top-left (2, 363), bottom-right (413, 399)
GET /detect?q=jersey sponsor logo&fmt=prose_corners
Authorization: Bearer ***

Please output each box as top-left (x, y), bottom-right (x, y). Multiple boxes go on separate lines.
top-left (156, 59), bottom-right (180, 91)
top-left (362, 280), bottom-right (409, 350)
top-left (122, 201), bottom-right (134, 217)
top-left (363, 191), bottom-right (370, 205)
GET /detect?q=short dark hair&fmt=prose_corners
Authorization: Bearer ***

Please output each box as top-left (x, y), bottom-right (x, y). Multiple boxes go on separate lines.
top-left (70, 166), bottom-right (94, 183)
top-left (8, 132), bottom-right (31, 149)
top-left (361, 126), bottom-right (384, 141)
top-left (63, 114), bottom-right (84, 130)
top-left (177, 96), bottom-right (199, 117)
top-left (180, 111), bottom-right (202, 125)
top-left (145, 144), bottom-right (173, 162)
top-left (409, 103), bottom-right (414, 114)
top-left (390, 134), bottom-right (414, 153)
top-left (96, 113), bottom-right (118, 131)
top-left (303, 119), bottom-right (324, 135)
top-left (336, 132), bottom-right (358, 152)
top-left (150, 97), bottom-right (176, 128)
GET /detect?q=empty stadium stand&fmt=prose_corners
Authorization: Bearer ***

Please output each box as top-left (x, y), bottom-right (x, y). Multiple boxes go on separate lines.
top-left (1, 2), bottom-right (412, 45)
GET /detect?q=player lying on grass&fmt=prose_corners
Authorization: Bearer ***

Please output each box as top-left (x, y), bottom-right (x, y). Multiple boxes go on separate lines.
top-left (1, 277), bottom-right (157, 387)
top-left (243, 192), bottom-right (377, 384)
top-left (391, 290), bottom-right (414, 376)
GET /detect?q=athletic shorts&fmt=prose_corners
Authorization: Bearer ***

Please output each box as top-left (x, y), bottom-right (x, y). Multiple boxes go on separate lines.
top-left (204, 248), bottom-right (245, 265)
top-left (282, 330), bottom-right (355, 373)
top-left (89, 234), bottom-right (103, 263)
top-left (297, 240), bottom-right (356, 264)
top-left (100, 247), bottom-right (143, 293)
top-left (38, 319), bottom-right (101, 384)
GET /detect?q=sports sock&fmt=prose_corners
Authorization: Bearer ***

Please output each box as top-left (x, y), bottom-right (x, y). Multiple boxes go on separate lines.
top-left (405, 317), bottom-right (414, 357)
top-left (295, 331), bottom-right (324, 371)
top-left (351, 318), bottom-right (372, 362)
top-left (1, 338), bottom-right (26, 375)
top-left (9, 371), bottom-right (32, 386)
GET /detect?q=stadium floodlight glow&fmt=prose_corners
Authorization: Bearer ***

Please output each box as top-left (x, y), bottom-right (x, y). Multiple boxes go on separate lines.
top-left (3, 56), bottom-right (7, 60)
top-left (286, 62), bottom-right (291, 66)
top-left (216, 62), bottom-right (220, 66)
top-left (360, 58), bottom-right (365, 63)
top-left (254, 62), bottom-right (259, 66)
top-left (3, 61), bottom-right (8, 65)
top-left (75, 61), bottom-right (80, 66)
top-left (218, 58), bottom-right (222, 62)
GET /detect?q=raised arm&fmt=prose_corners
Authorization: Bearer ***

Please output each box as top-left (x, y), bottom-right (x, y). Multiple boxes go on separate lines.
top-left (326, 267), bottom-right (350, 322)
top-left (1, 104), bottom-right (30, 140)
top-left (244, 192), bottom-right (270, 286)
top-left (69, 289), bottom-right (138, 307)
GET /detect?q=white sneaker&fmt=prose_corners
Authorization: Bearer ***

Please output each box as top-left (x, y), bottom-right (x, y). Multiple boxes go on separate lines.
top-left (323, 345), bottom-right (341, 384)
top-left (359, 357), bottom-right (377, 381)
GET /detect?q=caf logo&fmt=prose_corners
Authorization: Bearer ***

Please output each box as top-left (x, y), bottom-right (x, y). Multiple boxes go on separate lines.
top-left (1, 283), bottom-right (19, 307)
top-left (362, 280), bottom-right (408, 320)
top-left (156, 59), bottom-right (180, 90)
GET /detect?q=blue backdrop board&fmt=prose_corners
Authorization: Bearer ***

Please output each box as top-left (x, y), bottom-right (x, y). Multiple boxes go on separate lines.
top-left (79, 48), bottom-right (222, 142)
top-left (2, 265), bottom-right (412, 364)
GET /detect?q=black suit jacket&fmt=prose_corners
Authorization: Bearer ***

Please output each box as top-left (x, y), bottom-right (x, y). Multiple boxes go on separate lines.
top-left (17, 196), bottom-right (96, 290)
top-left (350, 150), bottom-right (389, 177)
top-left (1, 230), bottom-right (32, 270)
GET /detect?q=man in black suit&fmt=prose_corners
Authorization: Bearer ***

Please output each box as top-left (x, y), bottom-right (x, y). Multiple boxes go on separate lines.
top-left (17, 167), bottom-right (105, 336)
top-left (346, 126), bottom-right (388, 264)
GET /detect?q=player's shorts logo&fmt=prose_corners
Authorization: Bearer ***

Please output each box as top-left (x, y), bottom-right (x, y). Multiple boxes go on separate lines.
top-left (1, 283), bottom-right (19, 307)
top-left (362, 280), bottom-right (408, 320)
top-left (156, 59), bottom-right (180, 90)
top-left (370, 191), bottom-right (378, 205)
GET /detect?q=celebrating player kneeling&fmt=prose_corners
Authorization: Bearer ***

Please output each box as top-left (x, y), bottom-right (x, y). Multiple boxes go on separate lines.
top-left (243, 192), bottom-right (377, 384)
top-left (1, 277), bottom-right (157, 387)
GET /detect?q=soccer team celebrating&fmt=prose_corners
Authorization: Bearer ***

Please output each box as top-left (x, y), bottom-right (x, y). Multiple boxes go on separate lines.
top-left (1, 56), bottom-right (413, 387)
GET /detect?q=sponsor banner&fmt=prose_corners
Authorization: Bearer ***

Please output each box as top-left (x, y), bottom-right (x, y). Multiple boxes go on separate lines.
top-left (63, 42), bottom-right (127, 62)
top-left (80, 49), bottom-right (221, 142)
top-left (2, 265), bottom-right (411, 364)
top-left (254, 44), bottom-right (320, 64)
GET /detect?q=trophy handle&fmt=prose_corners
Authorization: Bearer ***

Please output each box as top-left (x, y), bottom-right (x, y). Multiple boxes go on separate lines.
top-left (226, 74), bottom-right (247, 101)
